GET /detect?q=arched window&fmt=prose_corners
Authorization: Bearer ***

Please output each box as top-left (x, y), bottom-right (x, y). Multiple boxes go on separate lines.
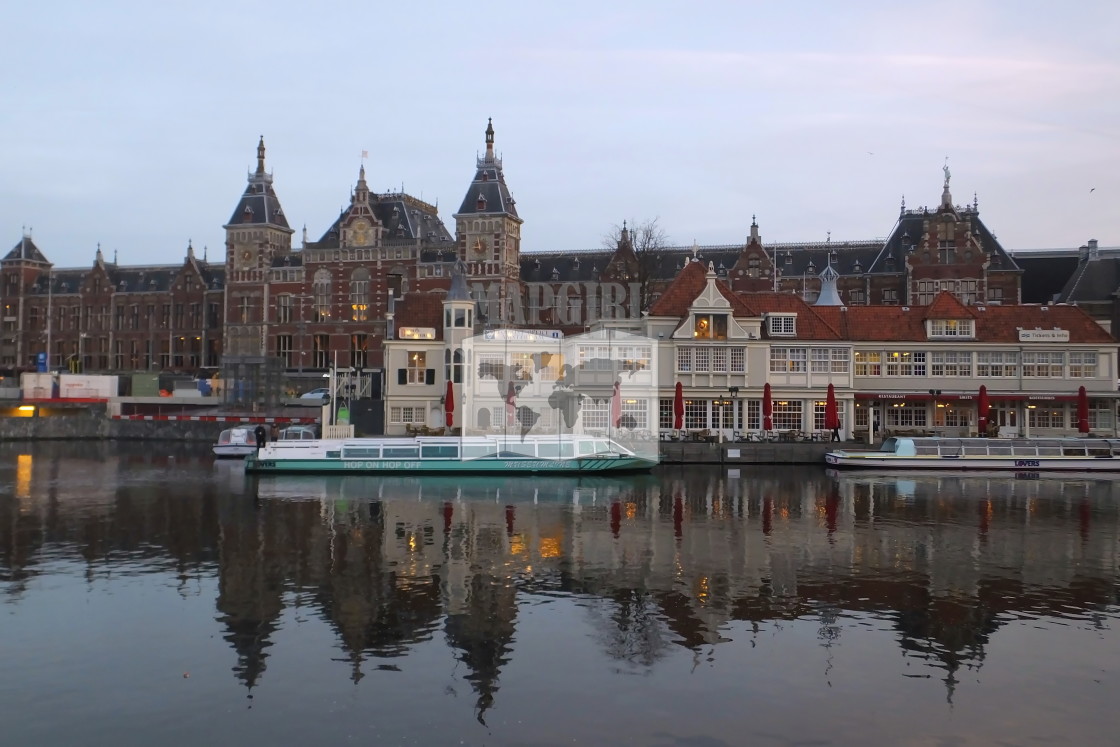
top-left (313, 269), bottom-right (332, 321)
top-left (453, 348), bottom-right (463, 384)
top-left (350, 267), bottom-right (369, 321)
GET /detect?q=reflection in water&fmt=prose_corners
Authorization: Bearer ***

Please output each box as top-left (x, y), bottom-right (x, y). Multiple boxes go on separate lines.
top-left (2, 442), bottom-right (1119, 742)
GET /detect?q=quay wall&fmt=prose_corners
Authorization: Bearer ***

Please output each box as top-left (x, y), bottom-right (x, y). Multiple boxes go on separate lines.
top-left (0, 410), bottom-right (852, 464)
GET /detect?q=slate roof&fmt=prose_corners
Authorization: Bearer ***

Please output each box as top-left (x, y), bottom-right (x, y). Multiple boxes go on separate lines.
top-left (1015, 254), bottom-right (1080, 303)
top-left (225, 138), bottom-right (291, 230)
top-left (1056, 256), bottom-right (1120, 305)
top-left (454, 121), bottom-right (519, 219)
top-left (313, 194), bottom-right (454, 248)
top-left (19, 261), bottom-right (226, 295)
top-left (3, 236), bottom-right (49, 264)
top-left (867, 205), bottom-right (1019, 275)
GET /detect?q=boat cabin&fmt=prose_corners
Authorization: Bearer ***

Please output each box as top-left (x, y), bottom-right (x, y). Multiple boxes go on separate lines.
top-left (880, 437), bottom-right (1120, 458)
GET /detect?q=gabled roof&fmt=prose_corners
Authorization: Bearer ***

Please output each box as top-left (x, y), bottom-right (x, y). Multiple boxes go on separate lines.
top-left (867, 204), bottom-right (1019, 275)
top-left (3, 236), bottom-right (49, 264)
top-left (648, 260), bottom-right (754, 318)
top-left (923, 291), bottom-right (976, 319)
top-left (313, 194), bottom-right (453, 248)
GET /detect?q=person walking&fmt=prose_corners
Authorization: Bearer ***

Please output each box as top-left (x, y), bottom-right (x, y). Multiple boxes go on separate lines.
top-left (253, 424), bottom-right (267, 449)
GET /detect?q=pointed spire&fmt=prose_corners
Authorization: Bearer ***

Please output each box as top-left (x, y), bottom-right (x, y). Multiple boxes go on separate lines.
top-left (187, 240), bottom-right (195, 260)
top-left (256, 135), bottom-right (267, 174)
top-left (485, 117), bottom-right (495, 160)
top-left (749, 215), bottom-right (760, 243)
top-left (113, 248), bottom-right (118, 264)
top-left (203, 245), bottom-right (208, 262)
top-left (815, 255), bottom-right (843, 306)
top-left (95, 242), bottom-right (103, 265)
top-left (901, 194), bottom-right (906, 214)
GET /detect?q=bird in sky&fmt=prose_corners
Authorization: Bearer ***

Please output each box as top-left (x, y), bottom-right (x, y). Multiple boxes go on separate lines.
top-left (1090, 187), bottom-right (1096, 193)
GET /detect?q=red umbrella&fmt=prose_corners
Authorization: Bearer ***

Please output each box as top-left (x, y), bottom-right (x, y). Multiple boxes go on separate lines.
top-left (977, 385), bottom-right (990, 434)
top-left (444, 380), bottom-right (455, 428)
top-left (673, 382), bottom-right (684, 430)
top-left (824, 383), bottom-right (839, 430)
top-left (763, 382), bottom-right (773, 431)
top-left (610, 380), bottom-right (622, 428)
top-left (505, 381), bottom-right (517, 426)
top-left (1077, 385), bottom-right (1090, 434)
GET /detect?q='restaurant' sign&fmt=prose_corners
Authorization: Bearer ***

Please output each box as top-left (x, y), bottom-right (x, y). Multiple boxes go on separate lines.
top-left (1019, 329), bottom-right (1069, 342)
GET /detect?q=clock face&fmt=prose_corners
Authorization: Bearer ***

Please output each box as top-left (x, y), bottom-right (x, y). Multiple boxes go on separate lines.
top-left (473, 237), bottom-right (488, 255)
top-left (351, 219), bottom-right (370, 246)
top-left (240, 249), bottom-right (253, 265)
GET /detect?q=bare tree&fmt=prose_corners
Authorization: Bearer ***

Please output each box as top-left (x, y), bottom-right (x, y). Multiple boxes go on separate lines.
top-left (601, 217), bottom-right (671, 313)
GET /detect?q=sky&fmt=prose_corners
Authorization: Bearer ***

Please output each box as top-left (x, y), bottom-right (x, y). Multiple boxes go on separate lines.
top-left (2, 0), bottom-right (1118, 268)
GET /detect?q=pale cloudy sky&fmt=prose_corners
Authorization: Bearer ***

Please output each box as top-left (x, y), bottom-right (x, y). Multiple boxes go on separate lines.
top-left (2, 0), bottom-right (1117, 268)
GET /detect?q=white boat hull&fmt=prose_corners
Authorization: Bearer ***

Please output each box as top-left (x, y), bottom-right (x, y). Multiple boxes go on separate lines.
top-left (824, 451), bottom-right (1120, 471)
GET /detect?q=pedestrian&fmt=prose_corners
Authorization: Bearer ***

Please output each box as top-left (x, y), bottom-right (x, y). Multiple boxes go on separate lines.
top-left (270, 423), bottom-right (280, 442)
top-left (253, 424), bottom-right (266, 449)
top-left (831, 421), bottom-right (841, 442)
top-left (873, 417), bottom-right (880, 438)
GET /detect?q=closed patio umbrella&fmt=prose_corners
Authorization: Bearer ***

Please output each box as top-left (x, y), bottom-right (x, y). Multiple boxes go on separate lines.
top-left (673, 382), bottom-right (684, 431)
top-left (825, 383), bottom-right (839, 431)
top-left (977, 385), bottom-right (990, 435)
top-left (505, 381), bottom-right (517, 426)
top-left (1077, 385), bottom-right (1090, 434)
top-left (763, 382), bottom-right (773, 431)
top-left (610, 380), bottom-right (622, 428)
top-left (444, 380), bottom-right (455, 428)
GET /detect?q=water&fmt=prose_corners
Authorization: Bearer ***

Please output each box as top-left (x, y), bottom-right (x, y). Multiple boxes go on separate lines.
top-left (2, 442), bottom-right (1119, 745)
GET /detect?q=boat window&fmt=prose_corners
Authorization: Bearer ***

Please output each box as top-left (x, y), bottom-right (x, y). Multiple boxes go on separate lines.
top-left (915, 444), bottom-right (938, 456)
top-left (421, 445), bottom-right (459, 459)
top-left (537, 442), bottom-right (562, 458)
top-left (463, 443), bottom-right (498, 459)
top-left (1035, 441), bottom-right (1061, 456)
top-left (963, 442), bottom-right (988, 455)
top-left (326, 450), bottom-right (342, 459)
top-left (502, 442), bottom-right (536, 457)
top-left (938, 440), bottom-right (964, 456)
top-left (342, 447), bottom-right (380, 459)
top-left (987, 443), bottom-right (1012, 455)
top-left (578, 440), bottom-right (596, 456)
top-left (1010, 441), bottom-right (1037, 456)
top-left (594, 440), bottom-right (610, 454)
top-left (879, 438), bottom-right (899, 453)
top-left (1061, 444), bottom-right (1087, 457)
top-left (1087, 446), bottom-right (1111, 457)
top-left (382, 446), bottom-right (419, 459)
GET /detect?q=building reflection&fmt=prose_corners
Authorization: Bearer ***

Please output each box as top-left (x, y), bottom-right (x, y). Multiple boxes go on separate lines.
top-left (2, 447), bottom-right (1120, 712)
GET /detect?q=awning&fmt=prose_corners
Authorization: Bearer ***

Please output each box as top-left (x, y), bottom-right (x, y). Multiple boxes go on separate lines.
top-left (854, 391), bottom-right (1103, 403)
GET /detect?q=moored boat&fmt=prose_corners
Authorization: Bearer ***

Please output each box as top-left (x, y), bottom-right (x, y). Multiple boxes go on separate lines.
top-left (244, 434), bottom-right (657, 474)
top-left (213, 427), bottom-right (257, 458)
top-left (825, 436), bottom-right (1120, 471)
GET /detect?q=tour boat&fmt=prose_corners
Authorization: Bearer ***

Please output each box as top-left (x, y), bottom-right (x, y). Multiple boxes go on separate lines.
top-left (212, 427), bottom-right (258, 458)
top-left (825, 436), bottom-right (1120, 471)
top-left (244, 434), bottom-right (657, 474)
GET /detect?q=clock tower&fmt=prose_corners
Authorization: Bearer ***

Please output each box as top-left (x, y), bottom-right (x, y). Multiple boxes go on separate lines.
top-left (223, 136), bottom-right (294, 355)
top-left (453, 118), bottom-right (523, 324)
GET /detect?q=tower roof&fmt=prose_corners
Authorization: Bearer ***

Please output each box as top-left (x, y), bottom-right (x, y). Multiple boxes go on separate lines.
top-left (2, 234), bottom-right (49, 264)
top-left (455, 119), bottom-right (519, 220)
top-left (225, 137), bottom-right (292, 230)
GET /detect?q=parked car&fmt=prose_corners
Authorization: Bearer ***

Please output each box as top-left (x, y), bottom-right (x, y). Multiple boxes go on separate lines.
top-left (300, 387), bottom-right (330, 401)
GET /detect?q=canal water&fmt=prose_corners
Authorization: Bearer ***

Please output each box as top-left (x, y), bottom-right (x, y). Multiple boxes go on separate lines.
top-left (2, 442), bottom-right (1118, 746)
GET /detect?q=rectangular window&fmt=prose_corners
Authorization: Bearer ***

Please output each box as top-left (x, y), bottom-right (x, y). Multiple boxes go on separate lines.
top-left (350, 334), bottom-right (368, 369)
top-left (693, 314), bottom-right (728, 340)
top-left (1068, 352), bottom-right (1098, 378)
top-left (313, 334), bottom-right (330, 368)
top-left (1028, 406), bottom-right (1063, 429)
top-left (810, 348), bottom-right (849, 374)
top-left (730, 347), bottom-right (745, 373)
top-left (277, 295), bottom-right (293, 324)
top-left (929, 319), bottom-right (974, 337)
top-left (745, 400), bottom-right (761, 430)
top-left (854, 351), bottom-right (881, 376)
top-left (659, 399), bottom-right (673, 430)
top-left (390, 406), bottom-right (425, 424)
top-left (684, 399), bottom-right (707, 429)
top-left (407, 351), bottom-right (427, 384)
top-left (884, 351), bottom-right (926, 376)
top-left (848, 289), bottom-right (865, 305)
top-left (770, 347), bottom-right (806, 373)
top-left (886, 402), bottom-right (927, 428)
top-left (710, 347), bottom-right (727, 373)
top-left (276, 335), bottom-right (293, 366)
top-left (930, 351), bottom-right (972, 377)
top-left (677, 347), bottom-right (692, 373)
top-left (767, 315), bottom-right (796, 336)
top-left (976, 351), bottom-right (1018, 377)
top-left (1022, 351), bottom-right (1064, 377)
top-left (772, 400), bottom-right (802, 431)
top-left (1089, 401), bottom-right (1114, 430)
top-left (882, 289), bottom-right (898, 305)
top-left (694, 347), bottom-right (710, 372)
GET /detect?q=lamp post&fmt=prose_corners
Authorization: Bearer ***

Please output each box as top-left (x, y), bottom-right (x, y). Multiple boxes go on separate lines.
top-left (713, 398), bottom-right (732, 444)
top-left (929, 389), bottom-right (942, 431)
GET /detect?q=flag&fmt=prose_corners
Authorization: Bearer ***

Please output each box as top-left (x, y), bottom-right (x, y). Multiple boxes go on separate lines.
top-left (361, 150), bottom-right (369, 160)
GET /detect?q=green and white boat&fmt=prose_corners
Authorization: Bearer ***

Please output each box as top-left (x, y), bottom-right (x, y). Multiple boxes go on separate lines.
top-left (244, 434), bottom-right (657, 475)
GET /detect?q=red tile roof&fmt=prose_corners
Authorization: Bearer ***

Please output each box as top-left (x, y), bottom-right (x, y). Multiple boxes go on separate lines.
top-left (923, 291), bottom-right (977, 319)
top-left (648, 260), bottom-right (755, 318)
top-left (736, 292), bottom-right (842, 340)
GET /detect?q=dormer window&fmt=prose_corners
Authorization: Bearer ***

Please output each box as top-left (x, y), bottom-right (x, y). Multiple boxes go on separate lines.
top-left (767, 314), bottom-right (796, 337)
top-left (928, 319), bottom-right (974, 338)
top-left (693, 313), bottom-right (728, 340)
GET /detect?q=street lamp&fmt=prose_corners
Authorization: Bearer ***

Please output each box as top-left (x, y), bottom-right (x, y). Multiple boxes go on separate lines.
top-left (929, 389), bottom-right (942, 430)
